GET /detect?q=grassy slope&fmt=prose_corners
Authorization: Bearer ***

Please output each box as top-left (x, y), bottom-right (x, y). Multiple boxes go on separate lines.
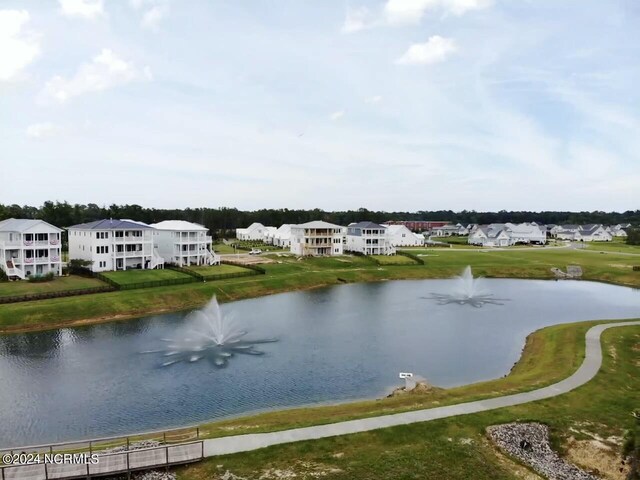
top-left (1, 248), bottom-right (639, 332)
top-left (178, 324), bottom-right (640, 480)
top-left (0, 275), bottom-right (105, 298)
top-left (102, 268), bottom-right (192, 285)
top-left (186, 264), bottom-right (249, 275)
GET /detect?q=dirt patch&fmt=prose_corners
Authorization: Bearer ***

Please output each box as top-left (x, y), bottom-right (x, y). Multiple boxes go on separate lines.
top-left (216, 461), bottom-right (343, 480)
top-left (565, 437), bottom-right (628, 480)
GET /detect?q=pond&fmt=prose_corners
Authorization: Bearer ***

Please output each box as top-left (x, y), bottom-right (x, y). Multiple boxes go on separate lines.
top-left (0, 278), bottom-right (638, 447)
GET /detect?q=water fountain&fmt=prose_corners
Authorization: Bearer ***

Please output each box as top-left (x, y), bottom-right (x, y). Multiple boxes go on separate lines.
top-left (425, 266), bottom-right (508, 307)
top-left (143, 296), bottom-right (277, 367)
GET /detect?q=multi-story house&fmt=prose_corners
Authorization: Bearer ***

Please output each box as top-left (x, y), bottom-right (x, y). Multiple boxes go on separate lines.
top-left (345, 221), bottom-right (395, 255)
top-left (68, 219), bottom-right (164, 272)
top-left (290, 221), bottom-right (345, 256)
top-left (0, 218), bottom-right (63, 279)
top-left (149, 220), bottom-right (219, 267)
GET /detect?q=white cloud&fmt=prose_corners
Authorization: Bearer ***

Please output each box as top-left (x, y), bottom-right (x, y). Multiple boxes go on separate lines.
top-left (342, 6), bottom-right (377, 33)
top-left (58, 0), bottom-right (104, 19)
top-left (0, 10), bottom-right (39, 81)
top-left (141, 4), bottom-right (169, 30)
top-left (385, 0), bottom-right (493, 25)
top-left (40, 49), bottom-right (152, 104)
top-left (330, 110), bottom-right (345, 121)
top-left (396, 36), bottom-right (457, 65)
top-left (365, 95), bottom-right (383, 104)
top-left (26, 122), bottom-right (59, 138)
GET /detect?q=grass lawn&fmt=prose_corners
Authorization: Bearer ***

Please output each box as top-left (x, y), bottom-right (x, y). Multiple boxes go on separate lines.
top-left (370, 254), bottom-right (417, 265)
top-left (211, 243), bottom-right (237, 254)
top-left (584, 240), bottom-right (640, 253)
top-left (177, 321), bottom-right (640, 480)
top-left (187, 264), bottom-right (251, 275)
top-left (101, 268), bottom-right (193, 286)
top-left (0, 275), bottom-right (106, 298)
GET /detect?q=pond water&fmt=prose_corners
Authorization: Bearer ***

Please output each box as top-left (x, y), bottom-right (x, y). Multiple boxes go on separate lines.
top-left (0, 278), bottom-right (638, 447)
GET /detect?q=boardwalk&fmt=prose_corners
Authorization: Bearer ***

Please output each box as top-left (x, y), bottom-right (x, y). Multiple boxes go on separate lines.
top-left (2, 320), bottom-right (638, 479)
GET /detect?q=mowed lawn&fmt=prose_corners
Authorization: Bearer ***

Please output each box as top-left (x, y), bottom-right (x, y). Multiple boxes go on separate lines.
top-left (0, 275), bottom-right (106, 298)
top-left (102, 269), bottom-right (192, 286)
top-left (187, 264), bottom-right (250, 275)
top-left (211, 243), bottom-right (237, 254)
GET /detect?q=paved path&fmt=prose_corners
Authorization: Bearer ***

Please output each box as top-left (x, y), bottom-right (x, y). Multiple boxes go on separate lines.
top-left (204, 320), bottom-right (640, 457)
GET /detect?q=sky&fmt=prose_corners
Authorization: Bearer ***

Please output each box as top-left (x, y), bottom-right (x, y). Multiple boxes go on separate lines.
top-left (1, 0), bottom-right (639, 212)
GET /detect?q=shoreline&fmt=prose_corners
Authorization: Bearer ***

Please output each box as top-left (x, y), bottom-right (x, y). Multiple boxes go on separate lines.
top-left (0, 265), bottom-right (637, 335)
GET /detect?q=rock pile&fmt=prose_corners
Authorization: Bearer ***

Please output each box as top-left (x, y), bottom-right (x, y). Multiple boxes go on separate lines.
top-left (487, 423), bottom-right (599, 480)
top-left (100, 440), bottom-right (162, 455)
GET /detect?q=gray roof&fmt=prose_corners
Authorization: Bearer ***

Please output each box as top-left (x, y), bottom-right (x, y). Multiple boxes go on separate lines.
top-left (68, 219), bottom-right (153, 230)
top-left (0, 218), bottom-right (62, 233)
top-left (349, 221), bottom-right (385, 230)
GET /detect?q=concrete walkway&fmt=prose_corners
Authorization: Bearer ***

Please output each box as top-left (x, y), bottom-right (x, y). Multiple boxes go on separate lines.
top-left (204, 320), bottom-right (640, 457)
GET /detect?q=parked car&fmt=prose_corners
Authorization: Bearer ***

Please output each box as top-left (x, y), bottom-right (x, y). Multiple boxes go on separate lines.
top-left (249, 248), bottom-right (262, 255)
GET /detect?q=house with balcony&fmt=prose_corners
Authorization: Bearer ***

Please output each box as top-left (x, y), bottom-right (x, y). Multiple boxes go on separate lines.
top-left (0, 218), bottom-right (63, 279)
top-left (68, 219), bottom-right (164, 272)
top-left (149, 220), bottom-right (219, 267)
top-left (290, 221), bottom-right (345, 256)
top-left (345, 221), bottom-right (395, 255)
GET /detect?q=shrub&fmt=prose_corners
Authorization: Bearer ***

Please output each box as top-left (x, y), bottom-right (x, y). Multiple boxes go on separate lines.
top-left (633, 266), bottom-right (640, 271)
top-left (27, 272), bottom-right (55, 283)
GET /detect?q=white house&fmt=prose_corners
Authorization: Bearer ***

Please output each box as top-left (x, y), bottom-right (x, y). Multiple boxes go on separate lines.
top-left (579, 224), bottom-right (612, 242)
top-left (290, 221), bottom-right (345, 256)
top-left (431, 223), bottom-right (469, 237)
top-left (345, 221), bottom-right (395, 255)
top-left (0, 218), bottom-right (63, 279)
top-left (607, 225), bottom-right (628, 238)
top-left (263, 226), bottom-right (278, 245)
top-left (273, 224), bottom-right (293, 248)
top-left (236, 222), bottom-right (270, 241)
top-left (68, 219), bottom-right (165, 272)
top-left (468, 225), bottom-right (513, 247)
top-left (149, 220), bottom-right (219, 267)
top-left (384, 224), bottom-right (424, 247)
top-left (503, 222), bottom-right (547, 244)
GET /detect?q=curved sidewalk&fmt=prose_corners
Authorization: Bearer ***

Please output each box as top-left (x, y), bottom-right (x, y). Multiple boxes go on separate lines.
top-left (204, 320), bottom-right (640, 457)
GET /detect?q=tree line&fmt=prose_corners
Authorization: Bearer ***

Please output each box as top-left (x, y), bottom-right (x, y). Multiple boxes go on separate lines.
top-left (1, 201), bottom-right (638, 239)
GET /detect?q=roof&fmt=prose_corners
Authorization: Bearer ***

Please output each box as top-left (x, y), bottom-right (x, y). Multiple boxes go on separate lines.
top-left (0, 218), bottom-right (63, 233)
top-left (384, 224), bottom-right (410, 234)
top-left (68, 219), bottom-right (153, 230)
top-left (294, 220), bottom-right (344, 229)
top-left (149, 220), bottom-right (208, 231)
top-left (349, 221), bottom-right (385, 230)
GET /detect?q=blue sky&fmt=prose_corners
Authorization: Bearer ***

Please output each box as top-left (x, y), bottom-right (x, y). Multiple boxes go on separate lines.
top-left (1, 0), bottom-right (639, 211)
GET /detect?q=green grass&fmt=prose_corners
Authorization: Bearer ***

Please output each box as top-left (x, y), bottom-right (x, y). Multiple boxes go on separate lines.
top-left (177, 322), bottom-right (640, 480)
top-left (0, 275), bottom-right (105, 298)
top-left (584, 240), bottom-right (640, 253)
top-left (370, 254), bottom-right (417, 265)
top-left (211, 243), bottom-right (237, 254)
top-left (186, 264), bottom-right (251, 275)
top-left (101, 268), bottom-right (192, 286)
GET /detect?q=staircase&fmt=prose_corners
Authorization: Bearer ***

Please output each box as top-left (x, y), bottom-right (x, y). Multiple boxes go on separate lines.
top-left (2, 259), bottom-right (26, 280)
top-left (206, 249), bottom-right (221, 266)
top-left (151, 249), bottom-right (165, 269)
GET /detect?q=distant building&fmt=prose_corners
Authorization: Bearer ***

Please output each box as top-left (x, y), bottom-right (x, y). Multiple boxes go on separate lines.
top-left (552, 224), bottom-right (613, 242)
top-left (68, 219), bottom-right (164, 272)
top-left (345, 221), bottom-right (395, 255)
top-left (431, 223), bottom-right (469, 237)
top-left (236, 222), bottom-right (270, 241)
top-left (384, 224), bottom-right (424, 247)
top-left (149, 220), bottom-right (219, 267)
top-left (0, 218), bottom-right (63, 279)
top-left (383, 220), bottom-right (449, 232)
top-left (290, 221), bottom-right (345, 256)
top-left (272, 224), bottom-right (293, 248)
top-left (468, 222), bottom-right (546, 247)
